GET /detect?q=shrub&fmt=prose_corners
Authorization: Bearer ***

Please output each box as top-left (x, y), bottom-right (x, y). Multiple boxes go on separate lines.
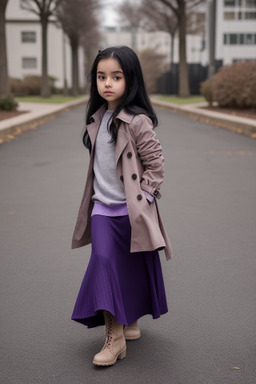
top-left (10, 75), bottom-right (60, 96)
top-left (138, 49), bottom-right (167, 94)
top-left (23, 75), bottom-right (41, 95)
top-left (201, 62), bottom-right (256, 108)
top-left (49, 76), bottom-right (58, 94)
top-left (0, 95), bottom-right (18, 111)
top-left (200, 79), bottom-right (214, 106)
top-left (10, 77), bottom-right (28, 96)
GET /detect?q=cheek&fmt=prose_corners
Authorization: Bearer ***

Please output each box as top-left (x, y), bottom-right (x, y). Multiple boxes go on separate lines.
top-left (121, 81), bottom-right (126, 94)
top-left (96, 80), bottom-right (102, 92)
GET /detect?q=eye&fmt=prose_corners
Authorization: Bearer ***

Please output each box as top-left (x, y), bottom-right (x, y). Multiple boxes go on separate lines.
top-left (97, 75), bottom-right (105, 80)
top-left (114, 76), bottom-right (122, 81)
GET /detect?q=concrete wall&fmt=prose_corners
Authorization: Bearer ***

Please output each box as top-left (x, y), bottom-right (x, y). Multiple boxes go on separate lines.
top-left (6, 0), bottom-right (84, 89)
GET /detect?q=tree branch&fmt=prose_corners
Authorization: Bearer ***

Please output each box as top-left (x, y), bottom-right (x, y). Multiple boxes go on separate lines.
top-left (20, 0), bottom-right (40, 16)
top-left (157, 0), bottom-right (178, 16)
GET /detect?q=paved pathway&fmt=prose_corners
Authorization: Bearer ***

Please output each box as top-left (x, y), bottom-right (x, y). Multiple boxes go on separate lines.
top-left (1, 106), bottom-right (255, 383)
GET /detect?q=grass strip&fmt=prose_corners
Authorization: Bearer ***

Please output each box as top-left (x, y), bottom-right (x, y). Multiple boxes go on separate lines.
top-left (156, 96), bottom-right (205, 105)
top-left (16, 95), bottom-right (85, 104)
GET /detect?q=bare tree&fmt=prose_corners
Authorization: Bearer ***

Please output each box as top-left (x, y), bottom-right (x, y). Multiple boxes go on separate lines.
top-left (117, 1), bottom-right (143, 50)
top-left (0, 0), bottom-right (10, 96)
top-left (20, 0), bottom-right (62, 97)
top-left (140, 0), bottom-right (178, 68)
top-left (82, 24), bottom-right (101, 93)
top-left (138, 49), bottom-right (167, 93)
top-left (149, 0), bottom-right (203, 97)
top-left (118, 0), bottom-right (202, 96)
top-left (56, 0), bottom-right (100, 96)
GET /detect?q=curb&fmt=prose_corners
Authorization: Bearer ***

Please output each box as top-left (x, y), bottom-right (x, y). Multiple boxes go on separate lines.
top-left (151, 98), bottom-right (256, 139)
top-left (0, 97), bottom-right (88, 144)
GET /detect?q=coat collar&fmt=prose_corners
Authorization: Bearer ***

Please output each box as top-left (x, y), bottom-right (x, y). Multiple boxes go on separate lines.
top-left (87, 105), bottom-right (134, 153)
top-left (89, 104), bottom-right (134, 125)
top-left (115, 109), bottom-right (134, 124)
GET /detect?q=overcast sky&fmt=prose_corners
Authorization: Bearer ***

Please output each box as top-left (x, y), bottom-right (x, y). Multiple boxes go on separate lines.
top-left (101, 0), bottom-right (124, 26)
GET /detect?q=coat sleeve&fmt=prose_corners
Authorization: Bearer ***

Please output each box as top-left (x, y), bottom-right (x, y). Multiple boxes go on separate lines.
top-left (132, 114), bottom-right (164, 199)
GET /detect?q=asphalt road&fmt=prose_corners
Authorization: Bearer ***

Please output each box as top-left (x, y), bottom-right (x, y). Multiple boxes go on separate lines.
top-left (1, 106), bottom-right (256, 384)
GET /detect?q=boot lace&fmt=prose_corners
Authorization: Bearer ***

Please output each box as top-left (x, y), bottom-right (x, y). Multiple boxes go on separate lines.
top-left (104, 314), bottom-right (113, 350)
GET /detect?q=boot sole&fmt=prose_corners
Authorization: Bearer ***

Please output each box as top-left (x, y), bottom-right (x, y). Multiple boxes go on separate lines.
top-left (125, 334), bottom-right (141, 341)
top-left (93, 347), bottom-right (127, 367)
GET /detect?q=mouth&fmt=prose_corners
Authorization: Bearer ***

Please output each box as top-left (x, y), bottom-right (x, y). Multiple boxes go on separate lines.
top-left (104, 91), bottom-right (113, 95)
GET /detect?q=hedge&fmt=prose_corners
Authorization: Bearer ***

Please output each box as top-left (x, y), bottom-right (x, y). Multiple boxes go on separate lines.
top-left (10, 75), bottom-right (59, 96)
top-left (201, 62), bottom-right (256, 108)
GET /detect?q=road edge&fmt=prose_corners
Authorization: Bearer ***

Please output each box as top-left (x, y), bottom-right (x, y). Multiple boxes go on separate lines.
top-left (151, 98), bottom-right (256, 139)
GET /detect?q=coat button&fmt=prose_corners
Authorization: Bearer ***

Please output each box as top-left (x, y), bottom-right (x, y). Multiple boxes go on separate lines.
top-left (153, 190), bottom-right (159, 197)
top-left (132, 173), bottom-right (137, 180)
top-left (127, 152), bottom-right (132, 158)
top-left (120, 175), bottom-right (124, 182)
top-left (137, 194), bottom-right (143, 201)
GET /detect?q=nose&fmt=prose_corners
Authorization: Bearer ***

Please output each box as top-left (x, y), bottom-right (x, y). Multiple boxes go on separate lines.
top-left (105, 77), bottom-right (112, 87)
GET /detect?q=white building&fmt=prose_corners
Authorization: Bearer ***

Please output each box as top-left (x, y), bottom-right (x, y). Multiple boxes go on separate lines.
top-left (102, 0), bottom-right (256, 67)
top-left (5, 0), bottom-right (84, 89)
top-left (101, 26), bottom-right (207, 66)
top-left (5, 0), bottom-right (255, 90)
top-left (215, 0), bottom-right (256, 64)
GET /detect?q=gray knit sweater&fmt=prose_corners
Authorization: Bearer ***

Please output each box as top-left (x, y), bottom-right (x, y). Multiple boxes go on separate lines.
top-left (92, 110), bottom-right (126, 205)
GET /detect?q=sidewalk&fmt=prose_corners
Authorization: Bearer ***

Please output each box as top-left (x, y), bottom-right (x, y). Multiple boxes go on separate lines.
top-left (151, 97), bottom-right (256, 139)
top-left (0, 96), bottom-right (88, 143)
top-left (1, 95), bottom-right (255, 143)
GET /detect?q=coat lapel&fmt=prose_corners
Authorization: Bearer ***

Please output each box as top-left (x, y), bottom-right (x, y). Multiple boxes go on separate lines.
top-left (86, 105), bottom-right (106, 150)
top-left (87, 106), bottom-right (133, 164)
top-left (114, 109), bottom-right (134, 166)
top-left (115, 127), bottom-right (129, 166)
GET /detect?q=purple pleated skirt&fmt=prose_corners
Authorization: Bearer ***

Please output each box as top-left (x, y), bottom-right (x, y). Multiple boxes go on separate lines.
top-left (71, 214), bottom-right (168, 328)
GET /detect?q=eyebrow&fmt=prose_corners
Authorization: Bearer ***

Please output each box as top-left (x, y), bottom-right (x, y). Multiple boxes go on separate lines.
top-left (97, 70), bottom-right (123, 74)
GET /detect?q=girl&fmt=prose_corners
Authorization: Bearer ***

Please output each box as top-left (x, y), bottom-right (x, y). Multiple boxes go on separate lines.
top-left (71, 46), bottom-right (172, 367)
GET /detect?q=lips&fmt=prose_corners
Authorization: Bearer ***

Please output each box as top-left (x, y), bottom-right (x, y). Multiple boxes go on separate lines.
top-left (104, 91), bottom-right (113, 95)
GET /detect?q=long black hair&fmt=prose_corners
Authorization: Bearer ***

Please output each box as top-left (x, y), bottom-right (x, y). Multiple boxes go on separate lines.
top-left (83, 46), bottom-right (158, 150)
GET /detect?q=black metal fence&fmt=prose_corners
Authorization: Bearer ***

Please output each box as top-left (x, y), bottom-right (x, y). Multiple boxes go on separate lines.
top-left (157, 61), bottom-right (222, 95)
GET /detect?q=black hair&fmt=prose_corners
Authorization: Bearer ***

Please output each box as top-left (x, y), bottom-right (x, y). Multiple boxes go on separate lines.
top-left (83, 46), bottom-right (158, 150)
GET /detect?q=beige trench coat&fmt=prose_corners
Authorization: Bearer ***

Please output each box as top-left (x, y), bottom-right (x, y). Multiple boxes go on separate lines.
top-left (72, 105), bottom-right (172, 260)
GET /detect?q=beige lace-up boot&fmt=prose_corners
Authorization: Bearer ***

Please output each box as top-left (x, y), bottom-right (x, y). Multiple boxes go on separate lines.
top-left (93, 311), bottom-right (126, 366)
top-left (124, 321), bottom-right (141, 340)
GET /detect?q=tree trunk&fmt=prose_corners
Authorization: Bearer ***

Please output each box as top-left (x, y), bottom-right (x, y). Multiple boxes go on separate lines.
top-left (71, 38), bottom-right (79, 96)
top-left (178, 3), bottom-right (190, 97)
top-left (170, 32), bottom-right (175, 69)
top-left (41, 17), bottom-right (51, 98)
top-left (0, 0), bottom-right (10, 96)
top-left (62, 31), bottom-right (68, 95)
top-left (208, 0), bottom-right (216, 78)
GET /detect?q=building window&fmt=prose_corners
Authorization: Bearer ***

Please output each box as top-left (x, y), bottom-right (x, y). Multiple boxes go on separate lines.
top-left (22, 57), bottom-right (37, 69)
top-left (233, 58), bottom-right (256, 62)
top-left (239, 11), bottom-right (256, 18)
top-left (238, 0), bottom-right (256, 6)
top-left (245, 0), bottom-right (256, 7)
top-left (21, 31), bottom-right (36, 43)
top-left (224, 33), bottom-right (256, 44)
top-left (224, 12), bottom-right (236, 19)
top-left (245, 33), bottom-right (254, 43)
top-left (245, 11), bottom-right (256, 18)
top-left (230, 34), bottom-right (238, 44)
top-left (224, 0), bottom-right (236, 6)
top-left (239, 33), bottom-right (244, 43)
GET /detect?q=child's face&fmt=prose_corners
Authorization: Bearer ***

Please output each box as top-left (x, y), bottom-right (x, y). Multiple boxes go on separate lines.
top-left (96, 58), bottom-right (126, 110)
